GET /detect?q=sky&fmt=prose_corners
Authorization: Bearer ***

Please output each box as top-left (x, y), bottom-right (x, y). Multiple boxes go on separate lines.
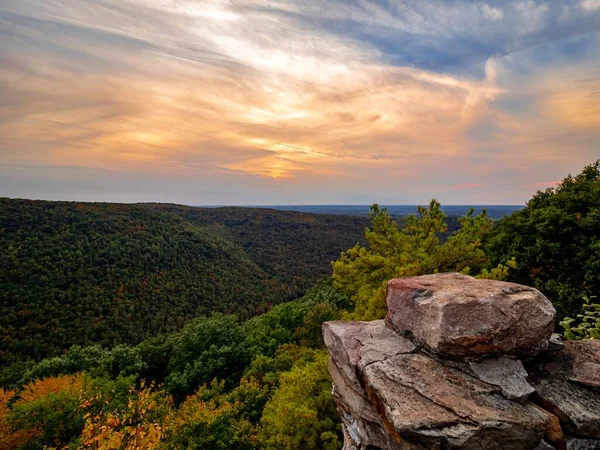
top-left (0, 0), bottom-right (599, 205)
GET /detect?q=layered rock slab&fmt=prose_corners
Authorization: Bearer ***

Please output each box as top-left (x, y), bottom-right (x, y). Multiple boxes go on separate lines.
top-left (533, 379), bottom-right (600, 439)
top-left (526, 343), bottom-right (600, 440)
top-left (386, 273), bottom-right (556, 359)
top-left (364, 353), bottom-right (547, 449)
top-left (468, 357), bottom-right (535, 402)
top-left (324, 319), bottom-right (549, 450)
top-left (324, 320), bottom-right (417, 450)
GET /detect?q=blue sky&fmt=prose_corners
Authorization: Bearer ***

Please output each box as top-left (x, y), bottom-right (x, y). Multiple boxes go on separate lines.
top-left (0, 0), bottom-right (599, 204)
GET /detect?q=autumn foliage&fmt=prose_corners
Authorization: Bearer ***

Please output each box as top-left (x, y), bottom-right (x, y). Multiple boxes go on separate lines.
top-left (1, 162), bottom-right (598, 449)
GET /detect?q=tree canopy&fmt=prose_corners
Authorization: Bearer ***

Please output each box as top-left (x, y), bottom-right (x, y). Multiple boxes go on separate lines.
top-left (0, 199), bottom-right (367, 366)
top-left (2, 162), bottom-right (599, 449)
top-left (332, 199), bottom-right (511, 320)
top-left (487, 161), bottom-right (600, 319)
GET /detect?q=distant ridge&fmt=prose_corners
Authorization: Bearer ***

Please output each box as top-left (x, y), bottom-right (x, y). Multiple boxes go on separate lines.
top-left (200, 205), bottom-right (524, 220)
top-left (0, 198), bottom-right (369, 365)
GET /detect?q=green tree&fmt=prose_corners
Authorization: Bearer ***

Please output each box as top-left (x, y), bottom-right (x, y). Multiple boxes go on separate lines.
top-left (488, 161), bottom-right (600, 319)
top-left (258, 349), bottom-right (340, 450)
top-left (165, 315), bottom-right (249, 401)
top-left (0, 198), bottom-right (367, 367)
top-left (8, 374), bottom-right (87, 449)
top-left (243, 280), bottom-right (348, 358)
top-left (333, 200), bottom-right (507, 320)
top-left (292, 303), bottom-right (339, 348)
top-left (164, 378), bottom-right (268, 450)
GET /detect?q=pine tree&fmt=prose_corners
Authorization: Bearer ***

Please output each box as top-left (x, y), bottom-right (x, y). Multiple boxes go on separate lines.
top-left (332, 200), bottom-right (511, 320)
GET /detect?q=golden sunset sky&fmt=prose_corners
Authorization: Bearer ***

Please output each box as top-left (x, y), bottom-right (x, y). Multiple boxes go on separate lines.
top-left (1, 0), bottom-right (599, 204)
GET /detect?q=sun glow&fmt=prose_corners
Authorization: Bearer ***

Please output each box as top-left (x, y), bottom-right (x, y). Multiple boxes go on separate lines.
top-left (125, 132), bottom-right (170, 147)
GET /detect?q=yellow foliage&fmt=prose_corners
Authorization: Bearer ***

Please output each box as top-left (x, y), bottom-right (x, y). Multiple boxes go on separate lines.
top-left (79, 383), bottom-right (173, 450)
top-left (0, 374), bottom-right (90, 450)
top-left (164, 380), bottom-right (259, 449)
top-left (258, 350), bottom-right (339, 450)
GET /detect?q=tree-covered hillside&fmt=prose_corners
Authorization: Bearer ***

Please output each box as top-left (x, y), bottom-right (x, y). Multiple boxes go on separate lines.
top-left (0, 281), bottom-right (348, 450)
top-left (0, 199), bottom-right (368, 366)
top-left (1, 162), bottom-right (597, 449)
top-left (0, 198), bottom-right (524, 450)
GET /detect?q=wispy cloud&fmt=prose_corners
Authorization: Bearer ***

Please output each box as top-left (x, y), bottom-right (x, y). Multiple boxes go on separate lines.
top-left (0, 0), bottom-right (599, 204)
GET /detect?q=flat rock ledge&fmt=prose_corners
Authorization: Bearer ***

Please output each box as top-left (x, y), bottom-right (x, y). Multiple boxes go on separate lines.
top-left (324, 273), bottom-right (600, 450)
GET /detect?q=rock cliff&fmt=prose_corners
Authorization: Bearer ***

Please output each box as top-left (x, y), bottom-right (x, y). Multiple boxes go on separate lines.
top-left (323, 273), bottom-right (600, 450)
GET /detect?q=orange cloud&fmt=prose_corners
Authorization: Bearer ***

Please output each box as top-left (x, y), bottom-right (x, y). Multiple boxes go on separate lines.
top-left (0, 0), bottom-right (599, 204)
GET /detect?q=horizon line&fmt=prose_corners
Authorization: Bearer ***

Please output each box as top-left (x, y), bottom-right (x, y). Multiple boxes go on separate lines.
top-left (2, 197), bottom-right (525, 207)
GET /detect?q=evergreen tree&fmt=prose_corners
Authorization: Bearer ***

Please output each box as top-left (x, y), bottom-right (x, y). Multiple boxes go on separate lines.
top-left (332, 200), bottom-right (510, 320)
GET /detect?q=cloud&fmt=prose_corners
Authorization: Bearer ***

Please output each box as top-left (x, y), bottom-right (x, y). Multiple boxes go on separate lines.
top-left (0, 0), bottom-right (599, 204)
top-left (481, 5), bottom-right (505, 21)
top-left (581, 0), bottom-right (600, 11)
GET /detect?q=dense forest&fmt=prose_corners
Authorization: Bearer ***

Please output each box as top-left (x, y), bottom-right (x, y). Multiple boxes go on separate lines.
top-left (0, 161), bottom-right (598, 450)
top-left (0, 200), bottom-right (368, 366)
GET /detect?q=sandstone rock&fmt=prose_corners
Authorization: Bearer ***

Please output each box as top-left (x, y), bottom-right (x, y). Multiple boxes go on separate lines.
top-left (469, 357), bottom-right (535, 402)
top-left (363, 353), bottom-right (547, 449)
top-left (323, 320), bottom-right (416, 395)
top-left (564, 340), bottom-right (600, 388)
top-left (323, 321), bottom-right (371, 395)
top-left (531, 404), bottom-right (565, 450)
top-left (333, 380), bottom-right (405, 450)
top-left (532, 378), bottom-right (600, 438)
top-left (329, 358), bottom-right (380, 423)
top-left (527, 342), bottom-right (600, 439)
top-left (354, 323), bottom-right (416, 369)
top-left (324, 319), bottom-right (417, 449)
top-left (566, 438), bottom-right (600, 450)
top-left (337, 396), bottom-right (397, 450)
top-left (324, 277), bottom-right (600, 450)
top-left (386, 273), bottom-right (556, 359)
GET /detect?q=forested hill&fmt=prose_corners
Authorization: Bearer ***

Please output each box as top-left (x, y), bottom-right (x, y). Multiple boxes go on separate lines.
top-left (0, 198), bottom-right (368, 366)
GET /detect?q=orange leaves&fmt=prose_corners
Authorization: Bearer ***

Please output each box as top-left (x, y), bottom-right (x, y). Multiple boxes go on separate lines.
top-left (0, 388), bottom-right (30, 450)
top-left (2, 374), bottom-right (176, 450)
top-left (0, 375), bottom-right (87, 450)
top-left (79, 383), bottom-right (173, 450)
top-left (17, 373), bottom-right (85, 404)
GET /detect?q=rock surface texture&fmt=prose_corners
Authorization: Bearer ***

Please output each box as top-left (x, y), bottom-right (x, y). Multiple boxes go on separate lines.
top-left (386, 273), bottom-right (556, 359)
top-left (564, 340), bottom-right (600, 388)
top-left (324, 273), bottom-right (600, 450)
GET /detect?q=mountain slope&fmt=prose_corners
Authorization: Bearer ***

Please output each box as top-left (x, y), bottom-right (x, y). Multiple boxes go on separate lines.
top-left (0, 199), bottom-right (368, 365)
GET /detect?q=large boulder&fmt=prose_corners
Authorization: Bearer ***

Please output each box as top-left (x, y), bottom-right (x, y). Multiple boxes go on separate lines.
top-left (385, 273), bottom-right (556, 359)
